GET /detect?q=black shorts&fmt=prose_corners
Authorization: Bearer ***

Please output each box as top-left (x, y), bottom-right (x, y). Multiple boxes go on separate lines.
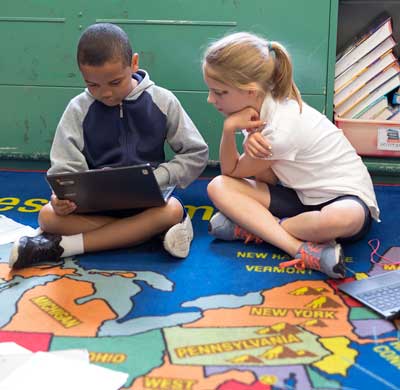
top-left (267, 184), bottom-right (372, 243)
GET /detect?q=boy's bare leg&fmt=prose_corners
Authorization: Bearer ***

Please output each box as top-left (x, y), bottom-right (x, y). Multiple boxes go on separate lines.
top-left (39, 197), bottom-right (184, 252)
top-left (39, 203), bottom-right (117, 235)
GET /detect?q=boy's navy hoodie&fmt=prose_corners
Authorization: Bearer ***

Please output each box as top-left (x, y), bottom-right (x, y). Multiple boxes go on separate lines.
top-left (48, 70), bottom-right (208, 189)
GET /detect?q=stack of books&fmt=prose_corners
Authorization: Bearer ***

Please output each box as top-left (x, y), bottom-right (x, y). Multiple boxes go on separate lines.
top-left (334, 16), bottom-right (400, 120)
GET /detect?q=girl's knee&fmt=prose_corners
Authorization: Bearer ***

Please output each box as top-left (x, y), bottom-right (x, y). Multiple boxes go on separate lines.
top-left (341, 211), bottom-right (365, 234)
top-left (207, 175), bottom-right (234, 200)
top-left (207, 175), bottom-right (222, 194)
top-left (322, 207), bottom-right (365, 236)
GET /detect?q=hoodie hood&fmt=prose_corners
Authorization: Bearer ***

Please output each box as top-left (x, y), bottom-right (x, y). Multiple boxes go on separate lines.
top-left (84, 69), bottom-right (155, 102)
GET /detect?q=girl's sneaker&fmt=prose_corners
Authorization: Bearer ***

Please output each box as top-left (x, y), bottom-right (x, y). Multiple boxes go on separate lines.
top-left (208, 212), bottom-right (263, 244)
top-left (280, 241), bottom-right (345, 279)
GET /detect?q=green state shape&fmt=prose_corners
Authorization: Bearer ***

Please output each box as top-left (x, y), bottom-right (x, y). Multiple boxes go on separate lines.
top-left (349, 307), bottom-right (381, 320)
top-left (50, 329), bottom-right (165, 386)
top-left (306, 366), bottom-right (341, 389)
top-left (164, 326), bottom-right (330, 366)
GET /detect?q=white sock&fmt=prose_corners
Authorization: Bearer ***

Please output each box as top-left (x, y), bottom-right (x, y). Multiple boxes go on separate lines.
top-left (60, 234), bottom-right (84, 258)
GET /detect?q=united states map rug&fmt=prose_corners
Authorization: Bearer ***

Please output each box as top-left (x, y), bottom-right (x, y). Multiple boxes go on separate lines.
top-left (0, 170), bottom-right (399, 390)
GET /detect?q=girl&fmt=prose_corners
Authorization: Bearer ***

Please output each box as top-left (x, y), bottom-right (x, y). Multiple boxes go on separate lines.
top-left (203, 32), bottom-right (379, 279)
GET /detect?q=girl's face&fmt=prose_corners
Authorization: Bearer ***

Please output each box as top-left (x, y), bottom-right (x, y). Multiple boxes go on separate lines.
top-left (204, 70), bottom-right (257, 116)
top-left (80, 54), bottom-right (139, 107)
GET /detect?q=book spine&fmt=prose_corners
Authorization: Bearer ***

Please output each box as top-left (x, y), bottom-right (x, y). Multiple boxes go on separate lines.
top-left (335, 17), bottom-right (392, 78)
top-left (336, 64), bottom-right (400, 116)
top-left (354, 96), bottom-right (387, 119)
top-left (334, 37), bottom-right (396, 93)
top-left (346, 74), bottom-right (400, 118)
top-left (334, 53), bottom-right (396, 107)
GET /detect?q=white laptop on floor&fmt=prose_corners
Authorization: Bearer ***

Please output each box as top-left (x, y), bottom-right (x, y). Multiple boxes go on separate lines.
top-left (339, 269), bottom-right (400, 320)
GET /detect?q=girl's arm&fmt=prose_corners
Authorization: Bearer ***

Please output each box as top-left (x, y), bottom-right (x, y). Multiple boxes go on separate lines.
top-left (220, 107), bottom-right (273, 178)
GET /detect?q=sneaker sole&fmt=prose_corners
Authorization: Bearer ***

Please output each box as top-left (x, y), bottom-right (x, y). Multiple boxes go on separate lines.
top-left (163, 217), bottom-right (194, 258)
top-left (163, 232), bottom-right (193, 258)
top-left (8, 241), bottom-right (20, 268)
top-left (332, 244), bottom-right (346, 278)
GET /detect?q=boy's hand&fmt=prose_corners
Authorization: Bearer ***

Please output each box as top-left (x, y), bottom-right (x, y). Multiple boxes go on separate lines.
top-left (50, 193), bottom-right (77, 216)
top-left (223, 107), bottom-right (266, 134)
top-left (244, 131), bottom-right (272, 159)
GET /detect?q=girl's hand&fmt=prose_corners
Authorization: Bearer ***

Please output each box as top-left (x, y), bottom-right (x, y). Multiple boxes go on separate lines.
top-left (50, 193), bottom-right (77, 216)
top-left (244, 131), bottom-right (272, 159)
top-left (223, 107), bottom-right (266, 134)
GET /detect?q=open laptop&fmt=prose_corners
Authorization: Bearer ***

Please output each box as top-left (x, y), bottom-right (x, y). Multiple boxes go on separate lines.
top-left (338, 269), bottom-right (400, 320)
top-left (46, 163), bottom-right (175, 213)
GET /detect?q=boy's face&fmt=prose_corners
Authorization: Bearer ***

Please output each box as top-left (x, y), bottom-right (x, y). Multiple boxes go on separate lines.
top-left (80, 54), bottom-right (139, 106)
top-left (204, 68), bottom-right (254, 116)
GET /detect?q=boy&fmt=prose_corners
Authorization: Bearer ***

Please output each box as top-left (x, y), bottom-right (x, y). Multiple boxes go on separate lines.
top-left (9, 23), bottom-right (208, 269)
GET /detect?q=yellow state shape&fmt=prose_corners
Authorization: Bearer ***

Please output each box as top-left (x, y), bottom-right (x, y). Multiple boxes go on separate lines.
top-left (312, 337), bottom-right (357, 376)
top-left (355, 272), bottom-right (368, 280)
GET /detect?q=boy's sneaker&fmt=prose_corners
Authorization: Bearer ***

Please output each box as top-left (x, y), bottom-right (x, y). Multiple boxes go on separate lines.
top-left (163, 214), bottom-right (194, 258)
top-left (9, 233), bottom-right (64, 269)
top-left (208, 212), bottom-right (263, 244)
top-left (279, 241), bottom-right (345, 279)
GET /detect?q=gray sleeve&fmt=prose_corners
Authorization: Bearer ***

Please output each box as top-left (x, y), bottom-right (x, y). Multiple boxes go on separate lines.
top-left (151, 87), bottom-right (209, 188)
top-left (47, 94), bottom-right (92, 175)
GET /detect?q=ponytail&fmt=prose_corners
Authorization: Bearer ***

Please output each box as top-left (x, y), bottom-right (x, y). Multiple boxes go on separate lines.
top-left (269, 41), bottom-right (302, 110)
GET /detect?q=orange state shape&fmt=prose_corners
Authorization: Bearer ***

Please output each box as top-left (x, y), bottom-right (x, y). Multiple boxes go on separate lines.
top-left (184, 280), bottom-right (364, 343)
top-left (1, 263), bottom-right (77, 281)
top-left (3, 277), bottom-right (116, 337)
top-left (129, 353), bottom-right (256, 390)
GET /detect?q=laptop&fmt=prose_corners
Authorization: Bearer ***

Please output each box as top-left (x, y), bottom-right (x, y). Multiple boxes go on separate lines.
top-left (46, 163), bottom-right (175, 213)
top-left (338, 269), bottom-right (400, 320)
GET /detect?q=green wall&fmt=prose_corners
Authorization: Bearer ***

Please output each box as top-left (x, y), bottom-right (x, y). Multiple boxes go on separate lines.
top-left (0, 0), bottom-right (338, 162)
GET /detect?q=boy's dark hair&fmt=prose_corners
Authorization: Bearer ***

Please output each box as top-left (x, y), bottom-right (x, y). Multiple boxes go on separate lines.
top-left (77, 23), bottom-right (133, 67)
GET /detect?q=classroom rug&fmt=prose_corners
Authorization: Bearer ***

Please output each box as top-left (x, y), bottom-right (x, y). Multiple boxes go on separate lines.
top-left (0, 169), bottom-right (399, 390)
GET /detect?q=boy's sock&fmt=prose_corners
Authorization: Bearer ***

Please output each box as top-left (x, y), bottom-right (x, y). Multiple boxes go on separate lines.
top-left (59, 234), bottom-right (84, 258)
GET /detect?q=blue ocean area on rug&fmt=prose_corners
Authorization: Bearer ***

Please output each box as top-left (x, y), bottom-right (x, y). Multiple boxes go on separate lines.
top-left (0, 170), bottom-right (399, 390)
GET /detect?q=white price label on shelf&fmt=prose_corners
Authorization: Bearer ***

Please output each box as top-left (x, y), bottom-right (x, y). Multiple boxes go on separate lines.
top-left (377, 127), bottom-right (400, 151)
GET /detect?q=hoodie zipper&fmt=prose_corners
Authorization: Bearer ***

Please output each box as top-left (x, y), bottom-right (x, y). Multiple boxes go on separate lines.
top-left (119, 101), bottom-right (129, 165)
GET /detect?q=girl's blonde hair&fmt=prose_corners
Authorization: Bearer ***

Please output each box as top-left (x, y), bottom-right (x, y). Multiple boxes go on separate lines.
top-left (203, 32), bottom-right (302, 108)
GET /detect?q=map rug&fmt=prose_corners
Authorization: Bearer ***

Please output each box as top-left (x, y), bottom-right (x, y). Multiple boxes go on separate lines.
top-left (0, 170), bottom-right (399, 390)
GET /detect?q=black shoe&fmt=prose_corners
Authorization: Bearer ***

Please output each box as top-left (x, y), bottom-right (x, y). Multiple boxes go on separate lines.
top-left (9, 233), bottom-right (64, 269)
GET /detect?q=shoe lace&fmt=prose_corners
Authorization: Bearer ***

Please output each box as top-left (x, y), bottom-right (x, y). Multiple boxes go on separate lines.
top-left (279, 258), bottom-right (304, 271)
top-left (279, 246), bottom-right (321, 271)
top-left (233, 226), bottom-right (263, 244)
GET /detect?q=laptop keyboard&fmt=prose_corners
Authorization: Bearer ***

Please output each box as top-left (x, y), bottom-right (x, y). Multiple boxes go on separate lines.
top-left (358, 283), bottom-right (400, 311)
